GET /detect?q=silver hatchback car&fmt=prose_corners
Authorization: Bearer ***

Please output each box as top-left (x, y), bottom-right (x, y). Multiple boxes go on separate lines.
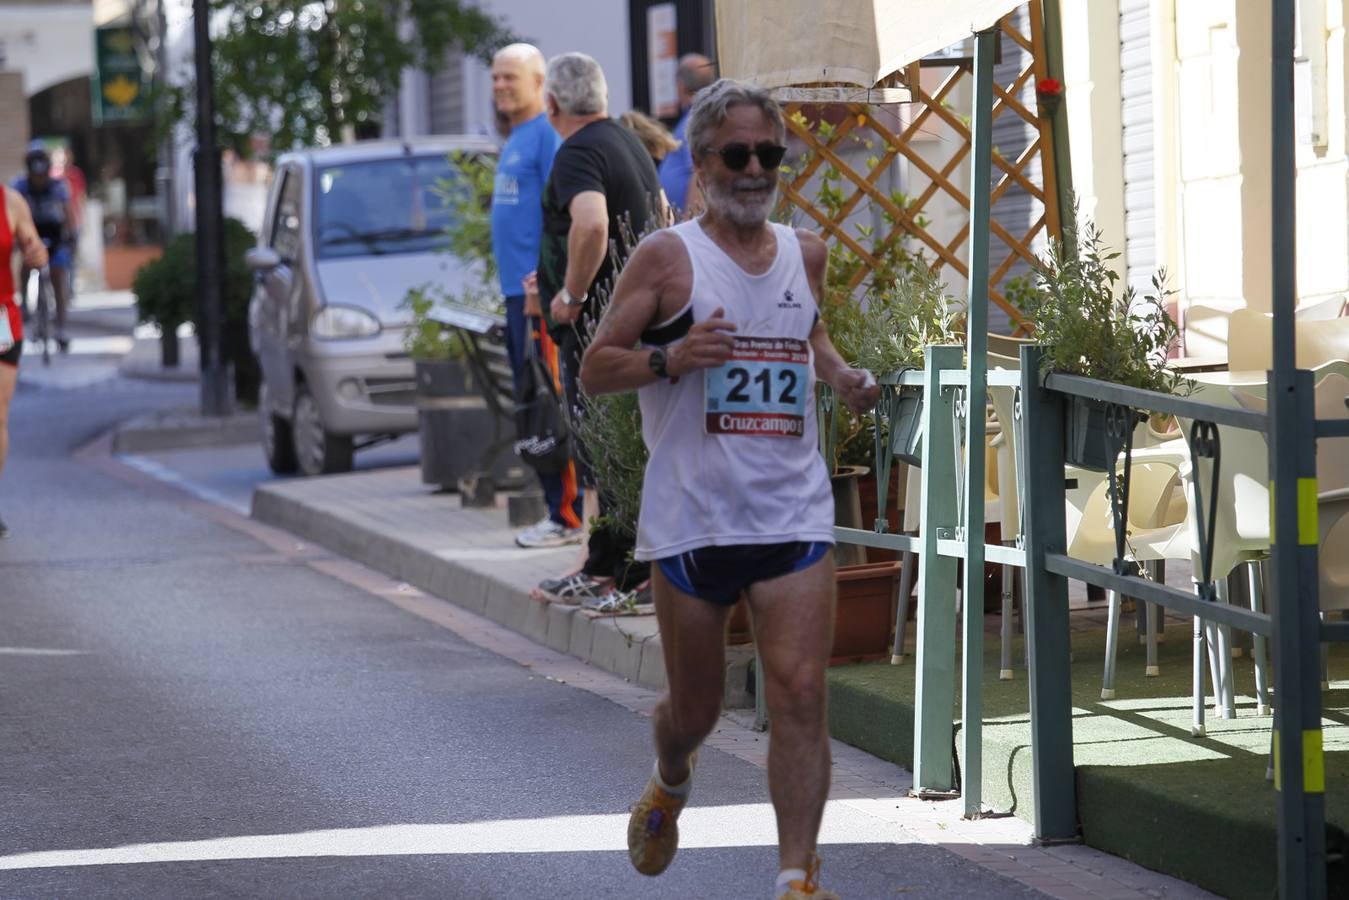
top-left (246, 137), bottom-right (495, 475)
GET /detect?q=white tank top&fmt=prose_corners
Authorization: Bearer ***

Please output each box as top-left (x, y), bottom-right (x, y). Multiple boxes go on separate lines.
top-left (633, 220), bottom-right (835, 561)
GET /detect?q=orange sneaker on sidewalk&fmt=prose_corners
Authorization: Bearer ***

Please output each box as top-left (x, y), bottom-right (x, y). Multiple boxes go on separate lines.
top-left (626, 756), bottom-right (695, 876)
top-left (778, 854), bottom-right (840, 899)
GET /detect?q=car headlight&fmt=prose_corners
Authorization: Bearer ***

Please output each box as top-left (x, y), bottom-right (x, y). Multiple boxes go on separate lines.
top-left (312, 305), bottom-right (381, 340)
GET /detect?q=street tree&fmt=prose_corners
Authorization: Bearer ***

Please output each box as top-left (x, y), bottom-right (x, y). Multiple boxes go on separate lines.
top-left (196, 0), bottom-right (521, 152)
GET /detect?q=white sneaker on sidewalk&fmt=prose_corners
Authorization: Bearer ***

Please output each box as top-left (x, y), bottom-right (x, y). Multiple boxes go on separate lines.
top-left (515, 516), bottom-right (584, 549)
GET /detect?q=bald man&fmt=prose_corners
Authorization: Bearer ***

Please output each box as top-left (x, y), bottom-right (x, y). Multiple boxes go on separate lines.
top-left (658, 53), bottom-right (715, 217)
top-left (490, 43), bottom-right (583, 549)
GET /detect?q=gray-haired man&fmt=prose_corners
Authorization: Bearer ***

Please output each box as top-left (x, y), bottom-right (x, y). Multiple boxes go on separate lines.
top-left (580, 78), bottom-right (877, 899)
top-left (534, 52), bottom-right (665, 605)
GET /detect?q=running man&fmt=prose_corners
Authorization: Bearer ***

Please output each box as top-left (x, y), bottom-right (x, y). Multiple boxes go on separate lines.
top-left (1, 181), bottom-right (52, 536)
top-left (579, 79), bottom-right (879, 900)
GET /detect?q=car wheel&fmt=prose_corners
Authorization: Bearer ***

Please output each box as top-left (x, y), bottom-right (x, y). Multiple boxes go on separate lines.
top-left (259, 380), bottom-right (299, 474)
top-left (293, 383), bottom-right (355, 476)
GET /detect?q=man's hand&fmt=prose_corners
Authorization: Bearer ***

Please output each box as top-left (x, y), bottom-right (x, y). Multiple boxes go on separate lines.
top-left (667, 306), bottom-right (737, 376)
top-left (522, 272), bottom-right (541, 317)
top-left (550, 291), bottom-right (583, 325)
top-left (835, 367), bottom-right (881, 415)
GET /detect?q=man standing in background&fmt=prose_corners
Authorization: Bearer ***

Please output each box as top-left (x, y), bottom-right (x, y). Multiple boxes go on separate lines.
top-left (489, 43), bottom-right (584, 550)
top-left (536, 52), bottom-right (664, 606)
top-left (658, 54), bottom-right (715, 217)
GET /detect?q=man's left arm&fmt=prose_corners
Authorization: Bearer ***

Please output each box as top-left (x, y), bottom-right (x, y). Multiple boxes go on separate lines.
top-left (550, 190), bottom-right (608, 324)
top-left (799, 229), bottom-right (880, 414)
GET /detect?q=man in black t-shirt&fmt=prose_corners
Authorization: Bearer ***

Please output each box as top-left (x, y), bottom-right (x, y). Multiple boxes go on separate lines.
top-left (533, 52), bottom-right (665, 606)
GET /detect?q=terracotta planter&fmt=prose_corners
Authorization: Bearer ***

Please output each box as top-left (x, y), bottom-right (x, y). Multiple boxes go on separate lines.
top-left (831, 560), bottom-right (900, 665)
top-left (857, 470), bottom-right (905, 563)
top-left (830, 465), bottom-right (869, 568)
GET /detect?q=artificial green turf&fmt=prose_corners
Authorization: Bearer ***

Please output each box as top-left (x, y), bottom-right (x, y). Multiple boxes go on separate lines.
top-left (825, 616), bottom-right (1349, 897)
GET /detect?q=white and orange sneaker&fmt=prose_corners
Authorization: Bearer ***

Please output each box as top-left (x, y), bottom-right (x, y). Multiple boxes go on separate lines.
top-left (778, 854), bottom-right (840, 899)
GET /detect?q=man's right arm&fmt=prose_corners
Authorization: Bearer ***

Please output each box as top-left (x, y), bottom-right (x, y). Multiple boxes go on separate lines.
top-left (580, 231), bottom-right (735, 396)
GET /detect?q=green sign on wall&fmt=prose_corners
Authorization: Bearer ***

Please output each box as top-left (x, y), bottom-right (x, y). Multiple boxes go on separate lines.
top-left (93, 26), bottom-right (148, 125)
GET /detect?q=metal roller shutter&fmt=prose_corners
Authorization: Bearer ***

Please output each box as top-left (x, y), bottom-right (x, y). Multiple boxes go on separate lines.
top-left (428, 47), bottom-right (466, 135)
top-left (1119, 0), bottom-right (1156, 296)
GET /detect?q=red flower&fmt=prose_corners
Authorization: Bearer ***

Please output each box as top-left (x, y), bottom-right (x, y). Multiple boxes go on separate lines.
top-left (1036, 77), bottom-right (1064, 97)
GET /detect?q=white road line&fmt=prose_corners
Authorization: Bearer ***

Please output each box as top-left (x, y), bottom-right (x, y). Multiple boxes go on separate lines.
top-left (0, 647), bottom-right (88, 656)
top-left (0, 799), bottom-right (907, 870)
top-left (117, 455), bottom-right (252, 516)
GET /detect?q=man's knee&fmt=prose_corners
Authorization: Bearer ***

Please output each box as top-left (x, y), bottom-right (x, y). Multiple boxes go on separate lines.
top-left (766, 666), bottom-right (828, 725)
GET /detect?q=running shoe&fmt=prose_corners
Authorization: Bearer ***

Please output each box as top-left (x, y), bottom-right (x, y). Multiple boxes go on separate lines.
top-left (778, 854), bottom-right (840, 899)
top-left (514, 516), bottom-right (584, 549)
top-left (582, 584), bottom-right (654, 615)
top-left (627, 757), bottom-right (695, 876)
top-left (534, 572), bottom-right (610, 605)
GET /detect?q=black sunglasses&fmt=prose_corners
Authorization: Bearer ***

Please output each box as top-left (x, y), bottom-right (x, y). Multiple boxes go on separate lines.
top-left (711, 142), bottom-right (788, 172)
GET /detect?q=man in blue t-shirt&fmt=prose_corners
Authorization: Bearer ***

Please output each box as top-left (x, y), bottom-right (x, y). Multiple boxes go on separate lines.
top-left (489, 43), bottom-right (582, 549)
top-left (657, 54), bottom-right (714, 219)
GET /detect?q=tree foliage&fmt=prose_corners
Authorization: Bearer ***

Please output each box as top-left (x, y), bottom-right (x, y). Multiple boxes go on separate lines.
top-left (198, 0), bottom-right (520, 153)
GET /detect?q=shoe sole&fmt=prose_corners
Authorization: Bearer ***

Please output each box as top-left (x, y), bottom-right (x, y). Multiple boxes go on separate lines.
top-left (514, 535), bottom-right (584, 549)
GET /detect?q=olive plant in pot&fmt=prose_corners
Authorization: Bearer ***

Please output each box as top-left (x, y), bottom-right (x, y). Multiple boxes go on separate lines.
top-left (1010, 216), bottom-right (1183, 471)
top-left (402, 151), bottom-right (506, 490)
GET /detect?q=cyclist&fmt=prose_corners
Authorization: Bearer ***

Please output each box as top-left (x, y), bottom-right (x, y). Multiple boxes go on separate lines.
top-left (1, 182), bottom-right (50, 537)
top-left (13, 145), bottom-right (75, 350)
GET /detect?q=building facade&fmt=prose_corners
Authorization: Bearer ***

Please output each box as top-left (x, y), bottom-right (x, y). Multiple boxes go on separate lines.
top-left (1060, 0), bottom-right (1349, 353)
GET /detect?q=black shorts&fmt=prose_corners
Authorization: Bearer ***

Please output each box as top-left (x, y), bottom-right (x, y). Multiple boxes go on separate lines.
top-left (0, 339), bottom-right (21, 368)
top-left (656, 541), bottom-right (832, 606)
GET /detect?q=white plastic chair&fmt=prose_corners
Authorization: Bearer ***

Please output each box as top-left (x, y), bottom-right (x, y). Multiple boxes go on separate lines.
top-left (985, 352), bottom-right (1191, 693)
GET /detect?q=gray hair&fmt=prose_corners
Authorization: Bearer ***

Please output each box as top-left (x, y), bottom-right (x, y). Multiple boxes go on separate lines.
top-left (546, 52), bottom-right (608, 116)
top-left (494, 43), bottom-right (546, 77)
top-left (676, 54), bottom-right (714, 94)
top-left (686, 79), bottom-right (786, 160)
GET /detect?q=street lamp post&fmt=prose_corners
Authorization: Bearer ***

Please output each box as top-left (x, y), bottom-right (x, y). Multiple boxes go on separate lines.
top-left (192, 0), bottom-right (231, 416)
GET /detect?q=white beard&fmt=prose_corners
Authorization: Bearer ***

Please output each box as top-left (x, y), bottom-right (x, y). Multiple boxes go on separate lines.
top-left (703, 175), bottom-right (778, 227)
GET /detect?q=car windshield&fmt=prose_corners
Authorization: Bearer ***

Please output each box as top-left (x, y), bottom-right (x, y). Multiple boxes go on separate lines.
top-left (314, 155), bottom-right (468, 260)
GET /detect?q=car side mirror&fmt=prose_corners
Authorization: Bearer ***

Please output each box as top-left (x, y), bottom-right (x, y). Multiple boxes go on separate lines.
top-left (245, 247), bottom-right (283, 272)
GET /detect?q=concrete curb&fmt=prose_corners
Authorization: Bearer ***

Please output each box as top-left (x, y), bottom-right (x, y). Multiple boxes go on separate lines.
top-left (251, 484), bottom-right (755, 708)
top-left (112, 408), bottom-right (259, 454)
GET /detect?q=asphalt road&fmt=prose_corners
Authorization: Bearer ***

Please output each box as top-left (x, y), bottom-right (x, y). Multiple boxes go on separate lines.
top-left (0, 318), bottom-right (1048, 897)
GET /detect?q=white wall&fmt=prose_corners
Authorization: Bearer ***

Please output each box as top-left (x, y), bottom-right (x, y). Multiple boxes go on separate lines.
top-left (458, 0), bottom-right (632, 137)
top-left (0, 3), bottom-right (95, 96)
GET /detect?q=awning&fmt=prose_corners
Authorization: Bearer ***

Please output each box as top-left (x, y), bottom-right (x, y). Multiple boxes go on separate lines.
top-left (716, 0), bottom-right (1022, 91)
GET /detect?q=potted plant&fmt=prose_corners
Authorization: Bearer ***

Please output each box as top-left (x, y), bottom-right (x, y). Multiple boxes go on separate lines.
top-left (402, 151), bottom-right (506, 490)
top-left (130, 217), bottom-right (259, 398)
top-left (132, 239), bottom-right (188, 368)
top-left (1010, 215), bottom-right (1183, 471)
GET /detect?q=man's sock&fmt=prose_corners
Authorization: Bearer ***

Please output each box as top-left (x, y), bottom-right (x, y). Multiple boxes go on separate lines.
top-left (653, 759), bottom-right (692, 797)
top-left (775, 868), bottom-right (807, 897)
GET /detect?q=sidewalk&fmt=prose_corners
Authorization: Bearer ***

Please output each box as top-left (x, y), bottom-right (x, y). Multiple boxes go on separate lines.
top-left (252, 466), bottom-right (756, 708)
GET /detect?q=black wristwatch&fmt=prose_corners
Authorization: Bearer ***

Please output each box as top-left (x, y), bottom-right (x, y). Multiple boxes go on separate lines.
top-left (648, 347), bottom-right (670, 379)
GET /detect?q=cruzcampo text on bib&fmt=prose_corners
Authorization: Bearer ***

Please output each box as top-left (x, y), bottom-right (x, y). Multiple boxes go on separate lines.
top-left (704, 336), bottom-right (809, 437)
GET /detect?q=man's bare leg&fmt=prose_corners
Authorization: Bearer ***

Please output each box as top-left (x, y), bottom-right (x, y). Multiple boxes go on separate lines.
top-left (746, 552), bottom-right (836, 872)
top-left (650, 563), bottom-right (731, 782)
top-left (0, 362), bottom-right (15, 476)
top-left (628, 564), bottom-right (732, 876)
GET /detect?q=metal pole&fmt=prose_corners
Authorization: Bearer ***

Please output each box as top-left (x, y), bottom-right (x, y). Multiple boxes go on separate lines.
top-left (959, 27), bottom-right (996, 819)
top-left (192, 0), bottom-right (232, 416)
top-left (1019, 345), bottom-right (1076, 839)
top-left (155, 0), bottom-right (175, 239)
top-left (1269, 0), bottom-right (1326, 895)
top-left (1037, 0), bottom-right (1074, 235)
top-left (912, 345), bottom-right (962, 794)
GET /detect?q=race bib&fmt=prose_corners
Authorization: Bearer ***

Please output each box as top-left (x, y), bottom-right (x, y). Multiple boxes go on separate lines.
top-left (704, 336), bottom-right (809, 438)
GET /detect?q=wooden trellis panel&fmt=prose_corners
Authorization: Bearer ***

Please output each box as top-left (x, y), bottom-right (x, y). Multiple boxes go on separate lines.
top-left (779, 0), bottom-right (1061, 334)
